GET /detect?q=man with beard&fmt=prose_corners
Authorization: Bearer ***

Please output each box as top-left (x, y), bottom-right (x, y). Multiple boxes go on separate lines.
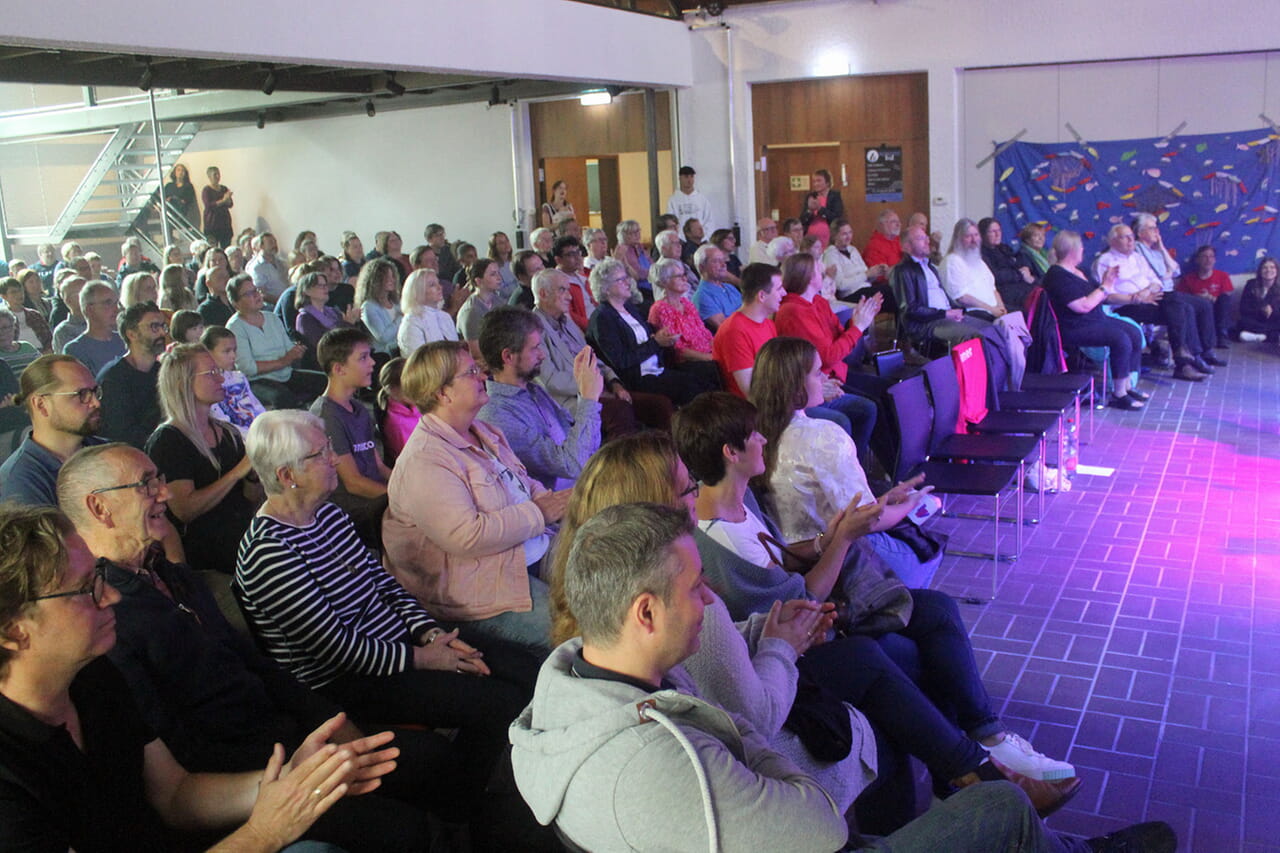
top-left (942, 218), bottom-right (1010, 321)
top-left (477, 302), bottom-right (601, 490)
top-left (0, 355), bottom-right (107, 505)
top-left (97, 301), bottom-right (166, 448)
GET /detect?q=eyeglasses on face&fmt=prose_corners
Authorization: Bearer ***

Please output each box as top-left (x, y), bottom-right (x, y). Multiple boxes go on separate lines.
top-left (679, 480), bottom-right (701, 499)
top-left (450, 365), bottom-right (485, 384)
top-left (32, 563), bottom-right (109, 607)
top-left (193, 368), bottom-right (222, 378)
top-left (90, 471), bottom-right (167, 496)
top-left (145, 321), bottom-right (168, 333)
top-left (299, 438), bottom-right (335, 465)
top-left (40, 385), bottom-right (103, 405)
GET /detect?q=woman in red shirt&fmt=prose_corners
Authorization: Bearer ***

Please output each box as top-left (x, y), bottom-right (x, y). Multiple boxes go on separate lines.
top-left (775, 253), bottom-right (879, 383)
top-left (1175, 245), bottom-right (1234, 347)
top-left (647, 258), bottom-right (713, 361)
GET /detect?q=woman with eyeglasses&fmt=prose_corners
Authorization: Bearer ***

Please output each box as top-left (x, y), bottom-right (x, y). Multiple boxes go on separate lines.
top-left (0, 503), bottom-right (401, 853)
top-left (382, 341), bottom-right (570, 657)
top-left (146, 343), bottom-right (261, 574)
top-left (646, 258), bottom-right (713, 362)
top-left (235, 410), bottom-right (536, 827)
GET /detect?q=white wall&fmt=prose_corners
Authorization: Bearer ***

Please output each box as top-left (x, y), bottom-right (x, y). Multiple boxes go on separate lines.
top-left (180, 101), bottom-right (518, 254)
top-left (678, 0), bottom-right (1280, 243)
top-left (3, 0), bottom-right (693, 90)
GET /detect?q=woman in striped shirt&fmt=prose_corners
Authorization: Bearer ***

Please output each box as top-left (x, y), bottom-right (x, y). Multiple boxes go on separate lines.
top-left (235, 410), bottom-right (536, 819)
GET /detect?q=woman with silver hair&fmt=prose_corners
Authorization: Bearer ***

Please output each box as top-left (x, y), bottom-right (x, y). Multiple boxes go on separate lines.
top-left (587, 258), bottom-right (720, 406)
top-left (581, 227), bottom-right (609, 271)
top-left (767, 235), bottom-right (797, 265)
top-left (146, 343), bottom-right (260, 573)
top-left (647, 257), bottom-right (713, 362)
top-left (235, 408), bottom-right (536, 824)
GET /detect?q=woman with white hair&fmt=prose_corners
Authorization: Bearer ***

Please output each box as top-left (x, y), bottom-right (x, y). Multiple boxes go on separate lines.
top-left (146, 343), bottom-right (260, 573)
top-left (581, 227), bottom-right (609, 271)
top-left (647, 257), bottom-right (713, 362)
top-left (235, 408), bottom-right (536, 826)
top-left (529, 227), bottom-right (555, 270)
top-left (586, 258), bottom-right (721, 406)
top-left (397, 268), bottom-right (456, 354)
top-left (767, 235), bottom-right (797, 265)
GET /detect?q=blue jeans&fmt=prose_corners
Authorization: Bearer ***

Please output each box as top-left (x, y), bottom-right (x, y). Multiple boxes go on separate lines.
top-left (807, 391), bottom-right (877, 464)
top-left (799, 589), bottom-right (1001, 783)
top-left (866, 530), bottom-right (940, 589)
top-left (857, 780), bottom-right (1092, 852)
top-left (459, 575), bottom-right (553, 657)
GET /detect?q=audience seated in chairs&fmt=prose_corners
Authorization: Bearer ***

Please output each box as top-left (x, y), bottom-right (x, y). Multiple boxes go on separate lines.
top-left (979, 217), bottom-right (1036, 312)
top-left (457, 258), bottom-right (506, 362)
top-left (234, 410), bottom-right (541, 828)
top-left (1042, 230), bottom-right (1148, 409)
top-left (98, 301), bottom-right (166, 450)
top-left (647, 257), bottom-right (715, 362)
top-left (477, 304), bottom-right (602, 491)
top-left (1176, 245), bottom-right (1235, 348)
top-left (692, 242), bottom-right (742, 330)
top-left (203, 325), bottom-right (267, 438)
top-left (294, 271), bottom-right (359, 359)
top-left (308, 328), bottom-right (390, 549)
top-left (943, 218), bottom-right (1012, 321)
top-left (227, 275), bottom-right (325, 409)
top-left (382, 340), bottom-right (568, 657)
top-left (588, 257), bottom-right (721, 408)
top-left (398, 268), bottom-right (457, 355)
top-left (0, 502), bottom-right (402, 853)
top-left (375, 356), bottom-right (420, 464)
top-left (0, 354), bottom-right (106, 506)
top-left (146, 343), bottom-right (260, 574)
top-left (546, 433), bottom-right (877, 819)
top-left (64, 281), bottom-right (126, 377)
top-left (356, 257), bottom-right (403, 357)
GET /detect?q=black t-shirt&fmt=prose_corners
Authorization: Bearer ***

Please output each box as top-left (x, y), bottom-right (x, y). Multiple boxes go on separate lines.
top-left (98, 357), bottom-right (162, 450)
top-left (1043, 265), bottom-right (1106, 331)
top-left (146, 423), bottom-right (256, 574)
top-left (0, 656), bottom-right (167, 852)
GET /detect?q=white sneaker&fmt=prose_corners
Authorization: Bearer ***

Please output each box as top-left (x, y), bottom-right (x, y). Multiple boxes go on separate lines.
top-left (983, 732), bottom-right (1076, 781)
top-left (1239, 331), bottom-right (1266, 342)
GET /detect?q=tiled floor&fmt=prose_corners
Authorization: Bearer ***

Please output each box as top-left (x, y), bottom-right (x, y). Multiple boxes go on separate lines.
top-left (926, 340), bottom-right (1280, 852)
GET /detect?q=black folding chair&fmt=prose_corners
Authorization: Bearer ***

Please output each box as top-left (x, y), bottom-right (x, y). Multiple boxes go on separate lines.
top-left (887, 374), bottom-right (1021, 600)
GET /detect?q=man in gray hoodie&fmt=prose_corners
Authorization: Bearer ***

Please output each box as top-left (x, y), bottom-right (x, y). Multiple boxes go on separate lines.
top-left (509, 502), bottom-right (1177, 853)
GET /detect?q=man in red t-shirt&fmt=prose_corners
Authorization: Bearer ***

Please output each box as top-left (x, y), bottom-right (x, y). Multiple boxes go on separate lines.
top-left (711, 263), bottom-right (784, 397)
top-left (1176, 245), bottom-right (1235, 348)
top-left (862, 209), bottom-right (903, 283)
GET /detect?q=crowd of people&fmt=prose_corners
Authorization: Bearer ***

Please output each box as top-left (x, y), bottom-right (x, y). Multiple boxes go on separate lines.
top-left (0, 160), bottom-right (1221, 852)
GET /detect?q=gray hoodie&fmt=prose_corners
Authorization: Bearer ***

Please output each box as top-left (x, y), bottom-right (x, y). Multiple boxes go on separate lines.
top-left (509, 639), bottom-right (848, 853)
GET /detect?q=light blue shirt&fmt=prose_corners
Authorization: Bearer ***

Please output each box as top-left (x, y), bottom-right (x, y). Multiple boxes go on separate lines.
top-left (693, 279), bottom-right (742, 322)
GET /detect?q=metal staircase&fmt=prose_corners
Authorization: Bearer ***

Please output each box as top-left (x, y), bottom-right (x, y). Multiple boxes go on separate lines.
top-left (30, 120), bottom-right (203, 250)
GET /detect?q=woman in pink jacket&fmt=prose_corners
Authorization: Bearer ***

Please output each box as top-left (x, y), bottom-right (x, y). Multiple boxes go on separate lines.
top-left (382, 340), bottom-right (570, 656)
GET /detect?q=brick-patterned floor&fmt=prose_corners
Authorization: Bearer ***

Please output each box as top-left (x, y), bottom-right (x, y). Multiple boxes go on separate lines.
top-left (925, 340), bottom-right (1280, 852)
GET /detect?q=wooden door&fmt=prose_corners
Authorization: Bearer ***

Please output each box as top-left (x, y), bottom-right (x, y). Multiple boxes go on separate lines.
top-left (760, 144), bottom-right (841, 226)
top-left (538, 157), bottom-right (591, 233)
top-left (839, 138), bottom-right (930, 247)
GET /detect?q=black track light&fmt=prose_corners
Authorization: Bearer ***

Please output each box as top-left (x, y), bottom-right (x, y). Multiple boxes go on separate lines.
top-left (488, 86), bottom-right (502, 107)
top-left (138, 63), bottom-right (154, 92)
top-left (256, 111), bottom-right (265, 130)
top-left (365, 99), bottom-right (376, 118)
top-left (262, 69), bottom-right (277, 96)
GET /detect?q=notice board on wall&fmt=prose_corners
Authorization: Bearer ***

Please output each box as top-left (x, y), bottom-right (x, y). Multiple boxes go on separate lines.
top-left (865, 146), bottom-right (904, 203)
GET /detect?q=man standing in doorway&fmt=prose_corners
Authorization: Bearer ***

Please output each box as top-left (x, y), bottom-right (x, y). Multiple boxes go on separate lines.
top-left (666, 166), bottom-right (715, 234)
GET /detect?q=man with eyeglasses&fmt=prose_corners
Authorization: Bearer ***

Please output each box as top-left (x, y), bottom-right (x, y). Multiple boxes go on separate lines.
top-left (0, 501), bottom-right (403, 853)
top-left (97, 301), bottom-right (167, 449)
top-left (551, 235), bottom-right (594, 331)
top-left (0, 355), bottom-right (107, 507)
top-left (64, 281), bottom-right (126, 377)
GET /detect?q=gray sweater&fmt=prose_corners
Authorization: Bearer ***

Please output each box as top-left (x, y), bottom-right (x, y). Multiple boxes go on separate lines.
top-left (509, 638), bottom-right (849, 853)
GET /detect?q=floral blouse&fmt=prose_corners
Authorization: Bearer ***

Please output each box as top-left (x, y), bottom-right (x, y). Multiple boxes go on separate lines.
top-left (648, 296), bottom-right (713, 358)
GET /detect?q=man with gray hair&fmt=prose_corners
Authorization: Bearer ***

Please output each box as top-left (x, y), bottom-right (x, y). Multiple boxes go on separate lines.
top-left (692, 243), bottom-right (741, 331)
top-left (532, 269), bottom-right (662, 436)
top-left (477, 304), bottom-right (601, 490)
top-left (63, 281), bottom-right (125, 377)
top-left (510, 502), bottom-right (1178, 852)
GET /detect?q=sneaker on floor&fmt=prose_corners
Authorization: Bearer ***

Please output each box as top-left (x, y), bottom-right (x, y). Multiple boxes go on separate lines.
top-left (1239, 331), bottom-right (1267, 342)
top-left (983, 732), bottom-right (1076, 781)
top-left (1085, 820), bottom-right (1177, 852)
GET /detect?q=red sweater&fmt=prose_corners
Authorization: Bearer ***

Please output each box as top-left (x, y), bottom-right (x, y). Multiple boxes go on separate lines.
top-left (862, 230), bottom-right (903, 281)
top-left (775, 293), bottom-right (862, 383)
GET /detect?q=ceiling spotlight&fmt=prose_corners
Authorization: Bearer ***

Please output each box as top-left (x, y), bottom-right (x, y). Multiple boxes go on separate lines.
top-left (579, 91), bottom-right (611, 106)
top-left (262, 69), bottom-right (277, 96)
top-left (365, 99), bottom-right (376, 118)
top-left (138, 63), bottom-right (154, 92)
top-left (256, 111), bottom-right (266, 130)
top-left (385, 73), bottom-right (406, 97)
top-left (488, 86), bottom-right (502, 107)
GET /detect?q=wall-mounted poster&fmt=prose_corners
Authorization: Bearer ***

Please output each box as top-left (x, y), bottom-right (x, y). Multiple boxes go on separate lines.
top-left (866, 146), bottom-right (903, 203)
